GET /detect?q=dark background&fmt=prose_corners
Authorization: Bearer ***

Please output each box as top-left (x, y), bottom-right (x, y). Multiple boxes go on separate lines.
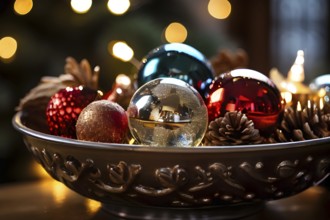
top-left (1, 0), bottom-right (330, 184)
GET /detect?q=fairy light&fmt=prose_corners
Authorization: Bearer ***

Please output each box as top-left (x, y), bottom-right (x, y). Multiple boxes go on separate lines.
top-left (107, 0), bottom-right (130, 15)
top-left (164, 22), bottom-right (188, 43)
top-left (70, 0), bottom-right (92, 14)
top-left (208, 0), bottom-right (232, 19)
top-left (14, 0), bottom-right (33, 15)
top-left (109, 41), bottom-right (141, 68)
top-left (110, 41), bottom-right (134, 62)
top-left (0, 36), bottom-right (18, 60)
top-left (116, 74), bottom-right (131, 88)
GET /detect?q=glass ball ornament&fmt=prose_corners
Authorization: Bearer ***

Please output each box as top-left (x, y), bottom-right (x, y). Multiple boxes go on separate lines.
top-left (137, 43), bottom-right (215, 100)
top-left (206, 69), bottom-right (284, 136)
top-left (127, 78), bottom-right (208, 147)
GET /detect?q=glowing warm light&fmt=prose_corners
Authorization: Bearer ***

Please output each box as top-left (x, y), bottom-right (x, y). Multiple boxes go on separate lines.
top-left (318, 88), bottom-right (326, 97)
top-left (71, 0), bottom-right (92, 14)
top-left (286, 82), bottom-right (298, 94)
top-left (51, 181), bottom-right (68, 204)
top-left (281, 92), bottom-right (292, 104)
top-left (116, 74), bottom-right (131, 88)
top-left (270, 50), bottom-right (310, 100)
top-left (39, 179), bottom-right (69, 205)
top-left (288, 50), bottom-right (305, 83)
top-left (297, 101), bottom-right (302, 111)
top-left (110, 41), bottom-right (134, 62)
top-left (33, 162), bottom-right (51, 179)
top-left (129, 137), bottom-right (136, 144)
top-left (14, 0), bottom-right (33, 15)
top-left (85, 199), bottom-right (101, 214)
top-left (107, 0), bottom-right (130, 15)
top-left (164, 22), bottom-right (188, 43)
top-left (307, 100), bottom-right (311, 109)
top-left (116, 88), bottom-right (123, 94)
top-left (208, 0), bottom-right (232, 19)
top-left (320, 98), bottom-right (324, 110)
top-left (0, 36), bottom-right (18, 60)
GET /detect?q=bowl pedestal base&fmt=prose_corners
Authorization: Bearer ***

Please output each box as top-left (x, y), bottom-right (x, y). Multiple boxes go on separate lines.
top-left (102, 201), bottom-right (265, 220)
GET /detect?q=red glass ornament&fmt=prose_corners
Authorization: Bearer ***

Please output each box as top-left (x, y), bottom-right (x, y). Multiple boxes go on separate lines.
top-left (206, 69), bottom-right (284, 136)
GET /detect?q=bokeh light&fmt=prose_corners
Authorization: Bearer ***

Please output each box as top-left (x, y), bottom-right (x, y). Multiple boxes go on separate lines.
top-left (32, 162), bottom-right (50, 179)
top-left (107, 0), bottom-right (130, 15)
top-left (0, 36), bottom-right (18, 60)
top-left (109, 41), bottom-right (134, 62)
top-left (208, 0), bottom-right (232, 19)
top-left (14, 0), bottom-right (33, 15)
top-left (70, 0), bottom-right (92, 14)
top-left (85, 199), bottom-right (101, 214)
top-left (164, 22), bottom-right (188, 43)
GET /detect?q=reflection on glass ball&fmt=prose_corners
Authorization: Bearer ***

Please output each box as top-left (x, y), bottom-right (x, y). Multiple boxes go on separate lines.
top-left (137, 43), bottom-right (215, 100)
top-left (309, 74), bottom-right (330, 103)
top-left (206, 69), bottom-right (284, 136)
top-left (127, 78), bottom-right (208, 147)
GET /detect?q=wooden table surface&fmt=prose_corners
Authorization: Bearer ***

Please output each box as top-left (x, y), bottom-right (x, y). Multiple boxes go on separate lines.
top-left (0, 178), bottom-right (330, 220)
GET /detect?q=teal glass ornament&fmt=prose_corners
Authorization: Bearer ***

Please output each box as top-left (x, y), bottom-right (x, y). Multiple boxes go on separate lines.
top-left (137, 43), bottom-right (214, 100)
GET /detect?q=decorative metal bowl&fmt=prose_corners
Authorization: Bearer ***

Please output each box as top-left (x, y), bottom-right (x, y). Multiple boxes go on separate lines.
top-left (12, 111), bottom-right (330, 219)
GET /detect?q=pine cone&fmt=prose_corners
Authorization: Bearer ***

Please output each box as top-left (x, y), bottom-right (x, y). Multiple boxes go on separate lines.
top-left (321, 113), bottom-right (330, 126)
top-left (203, 111), bottom-right (263, 146)
top-left (209, 49), bottom-right (249, 76)
top-left (275, 101), bottom-right (330, 142)
top-left (16, 57), bottom-right (100, 132)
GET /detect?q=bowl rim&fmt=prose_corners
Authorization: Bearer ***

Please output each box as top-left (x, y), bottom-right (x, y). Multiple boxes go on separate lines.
top-left (12, 111), bottom-right (330, 153)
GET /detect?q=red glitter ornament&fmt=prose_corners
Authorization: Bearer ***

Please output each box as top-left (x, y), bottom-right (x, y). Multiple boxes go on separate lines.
top-left (76, 100), bottom-right (129, 143)
top-left (46, 86), bottom-right (101, 138)
top-left (206, 69), bottom-right (284, 136)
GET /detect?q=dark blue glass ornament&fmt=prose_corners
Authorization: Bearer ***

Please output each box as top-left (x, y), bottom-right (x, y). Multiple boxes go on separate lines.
top-left (137, 43), bottom-right (215, 100)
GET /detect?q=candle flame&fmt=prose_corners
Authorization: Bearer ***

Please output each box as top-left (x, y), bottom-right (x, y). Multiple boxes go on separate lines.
top-left (297, 101), bottom-right (302, 111)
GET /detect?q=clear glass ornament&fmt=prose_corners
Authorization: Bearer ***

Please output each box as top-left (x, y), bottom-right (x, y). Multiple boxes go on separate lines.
top-left (127, 78), bottom-right (208, 147)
